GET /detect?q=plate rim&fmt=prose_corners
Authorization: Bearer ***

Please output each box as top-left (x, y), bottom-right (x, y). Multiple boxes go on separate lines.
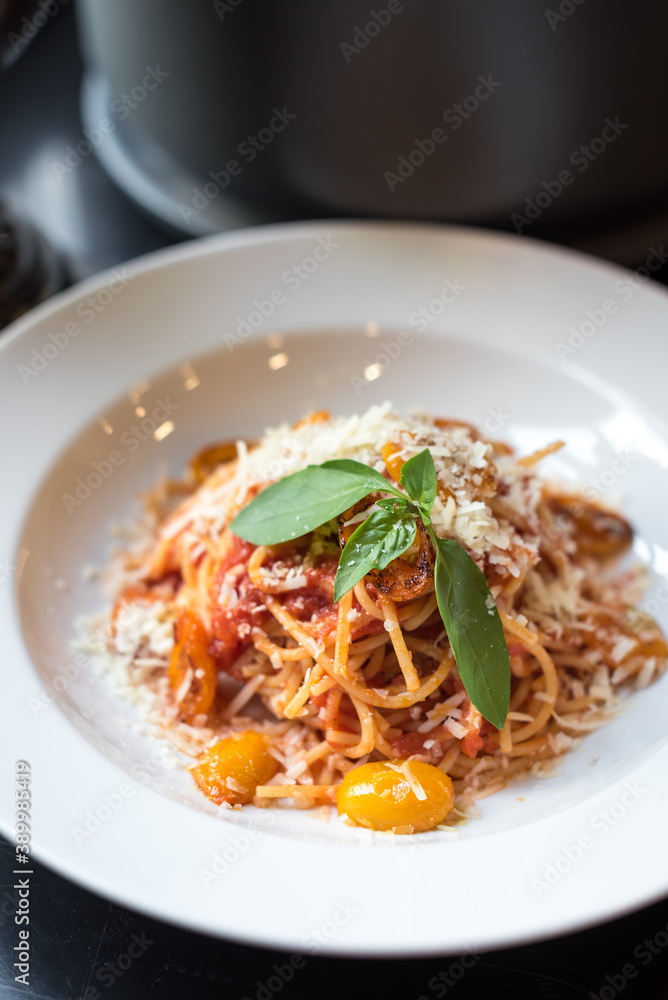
top-left (2, 218), bottom-right (668, 956)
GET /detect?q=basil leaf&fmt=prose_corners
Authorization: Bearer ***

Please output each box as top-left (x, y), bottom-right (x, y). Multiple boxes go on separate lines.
top-left (375, 497), bottom-right (417, 514)
top-left (321, 459), bottom-right (404, 498)
top-left (400, 449), bottom-right (437, 519)
top-left (333, 511), bottom-right (417, 602)
top-left (432, 538), bottom-right (510, 730)
top-left (231, 464), bottom-right (399, 545)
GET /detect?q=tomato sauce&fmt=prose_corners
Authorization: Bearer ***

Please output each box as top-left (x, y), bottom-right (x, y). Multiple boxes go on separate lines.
top-left (461, 719), bottom-right (498, 758)
top-left (210, 543), bottom-right (341, 670)
top-left (389, 731), bottom-right (432, 757)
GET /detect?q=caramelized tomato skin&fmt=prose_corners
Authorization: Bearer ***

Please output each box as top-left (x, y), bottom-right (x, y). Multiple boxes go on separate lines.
top-left (188, 441), bottom-right (238, 484)
top-left (367, 517), bottom-right (433, 601)
top-left (546, 494), bottom-right (633, 560)
top-left (339, 494), bottom-right (433, 602)
top-left (168, 610), bottom-right (217, 722)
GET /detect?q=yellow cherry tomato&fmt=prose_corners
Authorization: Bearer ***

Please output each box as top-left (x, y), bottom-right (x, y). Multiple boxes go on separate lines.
top-left (382, 440), bottom-right (405, 483)
top-left (337, 760), bottom-right (454, 834)
top-left (188, 441), bottom-right (239, 484)
top-left (191, 731), bottom-right (278, 806)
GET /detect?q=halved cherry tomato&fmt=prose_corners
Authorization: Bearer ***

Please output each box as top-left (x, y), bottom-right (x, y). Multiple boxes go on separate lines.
top-left (169, 610), bottom-right (217, 722)
top-left (188, 441), bottom-right (239, 485)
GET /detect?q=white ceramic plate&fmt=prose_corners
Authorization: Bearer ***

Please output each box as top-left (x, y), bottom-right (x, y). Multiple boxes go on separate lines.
top-left (2, 221), bottom-right (668, 957)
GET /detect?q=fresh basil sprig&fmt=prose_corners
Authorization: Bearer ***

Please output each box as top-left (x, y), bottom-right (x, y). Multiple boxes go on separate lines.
top-left (230, 449), bottom-right (509, 728)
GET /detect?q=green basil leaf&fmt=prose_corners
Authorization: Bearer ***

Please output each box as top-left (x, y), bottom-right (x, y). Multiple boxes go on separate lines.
top-left (375, 497), bottom-right (417, 514)
top-left (432, 538), bottom-right (510, 730)
top-left (230, 464), bottom-right (399, 545)
top-left (400, 449), bottom-right (437, 519)
top-left (321, 459), bottom-right (404, 498)
top-left (333, 511), bottom-right (417, 602)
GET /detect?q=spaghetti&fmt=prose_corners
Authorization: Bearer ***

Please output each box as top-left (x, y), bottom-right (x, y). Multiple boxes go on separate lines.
top-left (95, 404), bottom-right (667, 832)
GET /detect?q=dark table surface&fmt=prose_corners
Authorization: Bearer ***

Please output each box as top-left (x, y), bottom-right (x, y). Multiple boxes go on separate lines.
top-left (2, 8), bottom-right (668, 1000)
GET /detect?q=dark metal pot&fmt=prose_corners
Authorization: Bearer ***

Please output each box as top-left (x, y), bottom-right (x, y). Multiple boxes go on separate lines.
top-left (75, 0), bottom-right (668, 237)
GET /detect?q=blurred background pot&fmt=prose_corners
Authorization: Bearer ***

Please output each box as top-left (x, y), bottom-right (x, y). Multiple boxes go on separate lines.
top-left (72, 0), bottom-right (668, 237)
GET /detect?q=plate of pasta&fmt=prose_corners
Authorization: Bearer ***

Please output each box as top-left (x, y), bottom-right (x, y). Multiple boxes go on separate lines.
top-left (2, 221), bottom-right (668, 956)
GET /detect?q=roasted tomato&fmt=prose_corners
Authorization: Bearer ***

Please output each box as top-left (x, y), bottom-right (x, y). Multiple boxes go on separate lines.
top-left (368, 517), bottom-right (433, 601)
top-left (382, 440), bottom-right (405, 483)
top-left (338, 499), bottom-right (433, 602)
top-left (169, 610), bottom-right (217, 722)
top-left (547, 494), bottom-right (632, 560)
top-left (337, 761), bottom-right (454, 833)
top-left (191, 731), bottom-right (278, 805)
top-left (188, 441), bottom-right (240, 485)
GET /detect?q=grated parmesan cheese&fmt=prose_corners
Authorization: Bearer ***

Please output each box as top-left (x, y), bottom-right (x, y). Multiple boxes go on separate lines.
top-left (148, 403), bottom-right (542, 581)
